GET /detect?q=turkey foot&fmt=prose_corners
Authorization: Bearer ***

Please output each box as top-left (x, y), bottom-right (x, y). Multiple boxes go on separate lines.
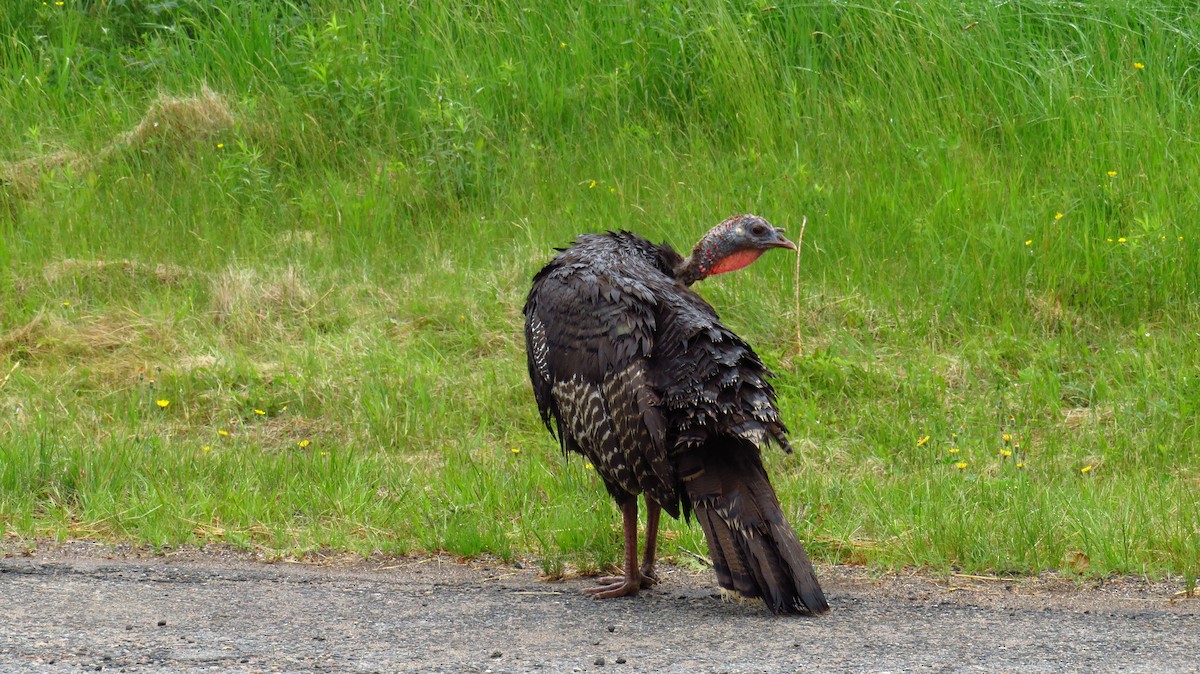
top-left (581, 573), bottom-right (645, 598)
top-left (586, 571), bottom-right (657, 591)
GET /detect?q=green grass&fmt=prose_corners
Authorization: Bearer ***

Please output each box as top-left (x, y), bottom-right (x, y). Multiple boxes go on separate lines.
top-left (2, 1), bottom-right (1198, 583)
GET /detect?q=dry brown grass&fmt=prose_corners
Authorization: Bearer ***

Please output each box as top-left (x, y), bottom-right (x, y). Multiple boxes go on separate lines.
top-left (209, 265), bottom-right (328, 339)
top-left (1, 85), bottom-right (235, 198)
top-left (41, 258), bottom-right (193, 287)
top-left (0, 310), bottom-right (181, 364)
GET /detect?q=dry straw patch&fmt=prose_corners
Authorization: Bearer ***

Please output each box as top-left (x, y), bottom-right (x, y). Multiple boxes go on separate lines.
top-left (0, 311), bottom-right (181, 363)
top-left (41, 258), bottom-right (192, 287)
top-left (210, 266), bottom-right (326, 339)
top-left (1, 85), bottom-right (235, 197)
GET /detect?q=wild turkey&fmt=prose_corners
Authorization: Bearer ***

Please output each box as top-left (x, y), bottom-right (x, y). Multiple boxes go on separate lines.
top-left (523, 214), bottom-right (828, 616)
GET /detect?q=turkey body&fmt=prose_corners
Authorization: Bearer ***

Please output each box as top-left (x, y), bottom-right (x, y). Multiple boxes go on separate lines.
top-left (523, 230), bottom-right (828, 615)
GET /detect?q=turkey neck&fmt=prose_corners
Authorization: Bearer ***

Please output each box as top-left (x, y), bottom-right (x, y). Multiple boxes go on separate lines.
top-left (673, 233), bottom-right (712, 286)
top-left (674, 230), bottom-right (727, 286)
top-left (674, 255), bottom-right (705, 287)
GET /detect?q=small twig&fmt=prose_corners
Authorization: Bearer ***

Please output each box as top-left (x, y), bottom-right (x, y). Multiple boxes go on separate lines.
top-left (298, 285), bottom-right (337, 315)
top-left (793, 215), bottom-right (808, 357)
top-left (679, 547), bottom-right (712, 567)
top-left (951, 573), bottom-right (1007, 582)
top-left (0, 362), bottom-right (19, 391)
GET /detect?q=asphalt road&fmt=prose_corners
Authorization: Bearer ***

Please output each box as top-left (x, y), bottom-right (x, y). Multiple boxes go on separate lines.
top-left (1, 544), bottom-right (1197, 673)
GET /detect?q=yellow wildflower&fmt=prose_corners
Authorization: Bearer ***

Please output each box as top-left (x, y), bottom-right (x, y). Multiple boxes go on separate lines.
top-left (585, 463), bottom-right (594, 470)
top-left (218, 429), bottom-right (230, 437)
top-left (1000, 448), bottom-right (1012, 457)
top-left (1118, 237), bottom-right (1127, 243)
top-left (588, 180), bottom-right (597, 189)
top-left (1081, 465), bottom-right (1094, 474)
top-left (1054, 212), bottom-right (1064, 220)
top-left (949, 447), bottom-right (960, 455)
top-left (955, 462), bottom-right (968, 470)
top-left (1002, 433), bottom-right (1012, 443)
top-left (1134, 62), bottom-right (1145, 70)
top-left (916, 435), bottom-right (930, 447)
top-left (254, 409), bottom-right (266, 416)
top-left (298, 439), bottom-right (311, 448)
top-left (1025, 240), bottom-right (1033, 246)
top-left (1107, 171), bottom-right (1118, 177)
top-left (1016, 462), bottom-right (1025, 469)
top-left (511, 447), bottom-right (521, 454)
top-left (156, 399), bottom-right (170, 409)
top-left (216, 143), bottom-right (224, 149)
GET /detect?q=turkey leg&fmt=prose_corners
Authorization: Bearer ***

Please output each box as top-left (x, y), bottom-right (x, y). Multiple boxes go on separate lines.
top-left (584, 498), bottom-right (661, 598)
top-left (640, 500), bottom-right (660, 586)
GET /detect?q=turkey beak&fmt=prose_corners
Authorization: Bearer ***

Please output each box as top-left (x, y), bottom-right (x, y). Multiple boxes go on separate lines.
top-left (772, 228), bottom-right (798, 251)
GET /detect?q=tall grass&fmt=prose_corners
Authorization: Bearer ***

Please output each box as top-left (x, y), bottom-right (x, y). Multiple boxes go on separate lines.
top-left (1, 1), bottom-right (1197, 580)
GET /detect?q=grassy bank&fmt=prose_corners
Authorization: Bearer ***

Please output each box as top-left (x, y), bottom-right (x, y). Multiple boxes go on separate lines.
top-left (2, 1), bottom-right (1198, 582)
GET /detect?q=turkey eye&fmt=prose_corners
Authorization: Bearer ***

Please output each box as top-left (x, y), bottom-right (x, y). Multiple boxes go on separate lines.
top-left (751, 224), bottom-right (767, 236)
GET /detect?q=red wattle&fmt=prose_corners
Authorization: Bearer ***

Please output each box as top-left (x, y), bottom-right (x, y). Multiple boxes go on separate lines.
top-left (709, 249), bottom-right (764, 275)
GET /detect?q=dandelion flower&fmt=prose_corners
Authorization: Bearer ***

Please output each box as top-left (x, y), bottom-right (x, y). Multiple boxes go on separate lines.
top-left (1107, 171), bottom-right (1118, 177)
top-left (1081, 465), bottom-right (1094, 474)
top-left (949, 447), bottom-right (961, 455)
top-left (218, 429), bottom-right (230, 437)
top-left (1025, 240), bottom-right (1033, 246)
top-left (62, 301), bottom-right (70, 307)
top-left (1134, 62), bottom-right (1145, 70)
top-left (254, 409), bottom-right (266, 416)
top-left (156, 399), bottom-right (171, 409)
top-left (1118, 237), bottom-right (1127, 243)
top-left (1054, 213), bottom-right (1064, 220)
top-left (510, 447), bottom-right (521, 454)
top-left (1003, 433), bottom-right (1012, 443)
top-left (916, 435), bottom-right (930, 447)
top-left (1000, 448), bottom-right (1012, 457)
top-left (1016, 462), bottom-right (1026, 469)
top-left (216, 143), bottom-right (225, 149)
top-left (955, 461), bottom-right (968, 470)
top-left (298, 439), bottom-right (311, 448)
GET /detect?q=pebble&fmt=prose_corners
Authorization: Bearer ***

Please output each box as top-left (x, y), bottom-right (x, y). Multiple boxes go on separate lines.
top-left (615, 656), bottom-right (627, 664)
top-left (490, 650), bottom-right (502, 659)
top-left (594, 656), bottom-right (606, 665)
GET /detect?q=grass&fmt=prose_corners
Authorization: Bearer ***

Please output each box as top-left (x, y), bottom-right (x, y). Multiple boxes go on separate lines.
top-left (1, 1), bottom-right (1198, 583)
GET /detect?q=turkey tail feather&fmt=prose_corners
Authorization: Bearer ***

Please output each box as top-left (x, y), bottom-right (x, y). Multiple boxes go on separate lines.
top-left (681, 439), bottom-right (829, 616)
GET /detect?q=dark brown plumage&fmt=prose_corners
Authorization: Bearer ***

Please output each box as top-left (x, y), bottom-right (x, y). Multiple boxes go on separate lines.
top-left (522, 214), bottom-right (828, 616)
